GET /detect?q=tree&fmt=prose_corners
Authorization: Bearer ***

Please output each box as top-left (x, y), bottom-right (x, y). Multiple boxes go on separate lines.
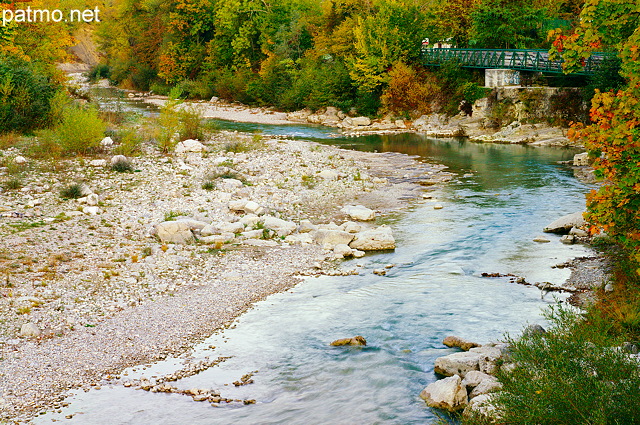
top-left (470, 0), bottom-right (546, 48)
top-left (431, 0), bottom-right (478, 48)
top-left (552, 0), bottom-right (640, 268)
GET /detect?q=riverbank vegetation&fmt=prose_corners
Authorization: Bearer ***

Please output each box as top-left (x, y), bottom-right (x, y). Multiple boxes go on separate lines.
top-left (90, 0), bottom-right (595, 118)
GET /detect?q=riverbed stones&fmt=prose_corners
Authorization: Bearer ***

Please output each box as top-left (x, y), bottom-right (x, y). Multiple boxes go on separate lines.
top-left (434, 351), bottom-right (482, 377)
top-left (298, 219), bottom-right (317, 233)
top-left (573, 152), bottom-right (589, 166)
top-left (175, 139), bottom-right (206, 154)
top-left (533, 236), bottom-right (550, 243)
top-left (261, 216), bottom-right (297, 237)
top-left (462, 394), bottom-right (497, 421)
top-left (469, 376), bottom-right (502, 398)
top-left (443, 336), bottom-right (481, 351)
top-left (340, 205), bottom-right (375, 221)
top-left (461, 371), bottom-right (494, 388)
top-left (560, 234), bottom-right (575, 244)
top-left (333, 244), bottom-right (354, 258)
top-left (312, 229), bottom-right (354, 249)
top-left (349, 225), bottom-right (395, 251)
top-left (470, 345), bottom-right (504, 375)
top-left (110, 155), bottom-right (128, 167)
top-left (100, 136), bottom-right (114, 147)
top-left (543, 211), bottom-right (586, 234)
top-left (20, 323), bottom-right (41, 338)
top-left (13, 156), bottom-right (27, 165)
top-left (420, 375), bottom-right (468, 412)
top-left (318, 170), bottom-right (339, 180)
top-left (330, 336), bottom-right (367, 346)
top-left (156, 221), bottom-right (195, 244)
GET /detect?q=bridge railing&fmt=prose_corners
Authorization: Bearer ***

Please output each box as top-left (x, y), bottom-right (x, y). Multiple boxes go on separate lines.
top-left (420, 48), bottom-right (613, 75)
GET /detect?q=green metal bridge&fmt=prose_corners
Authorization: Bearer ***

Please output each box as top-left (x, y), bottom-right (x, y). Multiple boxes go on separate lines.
top-left (420, 48), bottom-right (613, 75)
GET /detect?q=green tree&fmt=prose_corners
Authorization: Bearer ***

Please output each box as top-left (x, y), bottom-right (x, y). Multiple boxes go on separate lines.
top-left (470, 0), bottom-right (546, 48)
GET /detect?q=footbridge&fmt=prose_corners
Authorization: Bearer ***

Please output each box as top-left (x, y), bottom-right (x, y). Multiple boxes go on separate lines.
top-left (420, 48), bottom-right (613, 75)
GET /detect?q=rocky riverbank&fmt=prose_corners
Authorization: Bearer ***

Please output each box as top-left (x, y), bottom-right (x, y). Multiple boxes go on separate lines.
top-left (0, 130), bottom-right (451, 421)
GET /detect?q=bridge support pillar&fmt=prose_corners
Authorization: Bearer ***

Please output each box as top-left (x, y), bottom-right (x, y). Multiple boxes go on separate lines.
top-left (485, 69), bottom-right (520, 87)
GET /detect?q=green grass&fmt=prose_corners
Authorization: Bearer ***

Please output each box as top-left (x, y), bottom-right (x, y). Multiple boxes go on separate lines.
top-left (7, 220), bottom-right (46, 233)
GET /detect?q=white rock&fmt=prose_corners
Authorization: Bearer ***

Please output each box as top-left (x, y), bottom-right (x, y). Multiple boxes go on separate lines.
top-left (569, 227), bottom-right (589, 237)
top-left (469, 377), bottom-right (502, 398)
top-left (560, 234), bottom-right (575, 244)
top-left (341, 205), bottom-right (375, 221)
top-left (284, 234), bottom-right (313, 245)
top-left (349, 225), bottom-right (395, 251)
top-left (261, 216), bottom-right (297, 237)
top-left (298, 219), bottom-right (317, 233)
top-left (461, 371), bottom-right (494, 389)
top-left (200, 235), bottom-right (231, 245)
top-left (434, 204), bottom-right (444, 210)
top-left (241, 230), bottom-right (263, 239)
top-left (533, 236), bottom-right (550, 243)
top-left (351, 116), bottom-right (371, 126)
top-left (219, 179), bottom-right (244, 191)
top-left (13, 156), bottom-right (27, 164)
top-left (156, 221), bottom-right (195, 244)
top-left (543, 211), bottom-right (586, 234)
top-left (79, 184), bottom-right (93, 197)
top-left (20, 323), bottom-right (41, 338)
top-left (83, 206), bottom-right (101, 215)
top-left (243, 201), bottom-right (262, 215)
top-left (89, 159), bottom-right (107, 167)
top-left (217, 221), bottom-right (245, 234)
top-left (352, 250), bottom-right (366, 258)
top-left (334, 244), bottom-right (354, 257)
top-left (100, 136), bottom-right (114, 147)
top-left (470, 346), bottom-right (504, 375)
top-left (312, 229), bottom-right (355, 249)
top-left (110, 155), bottom-right (128, 166)
top-left (175, 139), bottom-right (206, 154)
top-left (318, 170), bottom-right (339, 180)
top-left (200, 224), bottom-right (217, 236)
top-left (86, 193), bottom-right (100, 206)
top-left (573, 152), bottom-right (589, 166)
top-left (228, 199), bottom-right (248, 212)
top-left (419, 375), bottom-right (468, 412)
top-left (434, 351), bottom-right (481, 377)
top-left (65, 210), bottom-right (84, 217)
top-left (341, 221), bottom-right (363, 233)
top-left (463, 394), bottom-right (497, 421)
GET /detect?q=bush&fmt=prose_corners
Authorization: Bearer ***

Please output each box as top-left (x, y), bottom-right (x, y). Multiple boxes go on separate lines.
top-left (49, 105), bottom-right (107, 155)
top-left (60, 183), bottom-right (84, 199)
top-left (0, 58), bottom-right (58, 133)
top-left (86, 64), bottom-right (111, 82)
top-left (491, 305), bottom-right (640, 424)
top-left (381, 61), bottom-right (437, 118)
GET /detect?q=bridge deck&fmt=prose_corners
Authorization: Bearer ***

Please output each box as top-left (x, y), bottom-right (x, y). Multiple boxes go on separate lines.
top-left (420, 48), bottom-right (613, 75)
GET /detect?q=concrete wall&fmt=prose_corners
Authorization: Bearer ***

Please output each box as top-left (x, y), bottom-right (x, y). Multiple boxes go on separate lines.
top-left (485, 69), bottom-right (521, 87)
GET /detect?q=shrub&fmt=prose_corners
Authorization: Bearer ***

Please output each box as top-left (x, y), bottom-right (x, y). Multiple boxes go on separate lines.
top-left (381, 61), bottom-right (437, 118)
top-left (113, 128), bottom-right (143, 156)
top-left (111, 159), bottom-right (133, 173)
top-left (86, 64), bottom-right (111, 82)
top-left (492, 305), bottom-right (640, 424)
top-left (0, 58), bottom-right (58, 133)
top-left (60, 183), bottom-right (84, 199)
top-left (49, 105), bottom-right (107, 155)
top-left (2, 177), bottom-right (23, 191)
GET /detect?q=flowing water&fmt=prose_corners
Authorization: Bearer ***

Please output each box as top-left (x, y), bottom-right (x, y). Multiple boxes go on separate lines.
top-left (37, 94), bottom-right (593, 424)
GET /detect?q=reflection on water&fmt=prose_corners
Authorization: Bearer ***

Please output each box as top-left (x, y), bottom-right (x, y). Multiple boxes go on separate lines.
top-left (35, 116), bottom-right (592, 424)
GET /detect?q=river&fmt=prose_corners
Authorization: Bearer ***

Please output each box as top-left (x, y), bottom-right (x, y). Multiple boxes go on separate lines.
top-left (35, 93), bottom-right (593, 424)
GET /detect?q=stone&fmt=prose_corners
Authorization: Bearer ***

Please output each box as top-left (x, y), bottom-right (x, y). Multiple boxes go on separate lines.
top-left (462, 394), bottom-right (497, 421)
top-left (176, 219), bottom-right (209, 231)
top-left (243, 201), bottom-right (262, 215)
top-left (228, 199), bottom-right (248, 212)
top-left (65, 211), bottom-right (84, 217)
top-left (373, 269), bottom-right (386, 276)
top-left (470, 346), bottom-right (504, 375)
top-left (569, 227), bottom-right (589, 237)
top-left (82, 206), bottom-right (101, 215)
top-left (573, 152), bottom-right (589, 166)
top-left (261, 216), bottom-right (297, 237)
top-left (110, 155), bottom-right (128, 167)
top-left (434, 351), bottom-right (481, 377)
top-left (351, 116), bottom-right (371, 126)
top-left (434, 204), bottom-right (444, 210)
top-left (560, 234), bottom-right (575, 244)
top-left (297, 219), bottom-right (317, 233)
top-left (79, 184), bottom-right (93, 197)
top-left (340, 221), bottom-right (363, 234)
top-left (13, 156), bottom-right (27, 164)
top-left (217, 221), bottom-right (245, 234)
top-left (352, 250), bottom-right (366, 258)
top-left (419, 375), bottom-right (468, 412)
top-left (219, 179), bottom-right (244, 191)
top-left (100, 136), bottom-right (114, 147)
top-left (334, 244), bottom-right (354, 257)
top-left (341, 205), bottom-right (375, 221)
top-left (330, 336), bottom-right (366, 346)
top-left (241, 230), bottom-right (263, 239)
top-left (200, 224), bottom-right (217, 237)
top-left (349, 225), bottom-right (395, 251)
top-left (156, 221), bottom-right (195, 244)
top-left (533, 236), bottom-right (550, 243)
top-left (543, 211), bottom-right (586, 234)
top-left (284, 234), bottom-right (313, 245)
top-left (461, 371), bottom-right (494, 389)
top-left (175, 139), bottom-right (206, 154)
top-left (318, 170), bottom-right (339, 180)
top-left (20, 323), bottom-right (41, 338)
top-left (200, 235), bottom-right (230, 245)
top-left (469, 377), bottom-right (502, 398)
top-left (312, 229), bottom-right (354, 249)
top-left (86, 193), bottom-right (100, 206)
top-left (523, 324), bottom-right (546, 336)
top-left (604, 283), bottom-right (614, 292)
top-left (443, 336), bottom-right (481, 351)
top-left (89, 159), bottom-right (107, 167)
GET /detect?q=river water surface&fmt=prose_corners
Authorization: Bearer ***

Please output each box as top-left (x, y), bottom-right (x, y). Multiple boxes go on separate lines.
top-left (36, 101), bottom-right (593, 424)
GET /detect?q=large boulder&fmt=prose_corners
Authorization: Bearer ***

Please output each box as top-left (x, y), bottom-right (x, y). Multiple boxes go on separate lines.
top-left (330, 336), bottom-right (367, 346)
top-left (341, 205), bottom-right (375, 221)
top-left (469, 377), bottom-right (502, 398)
top-left (156, 221), bottom-right (195, 244)
top-left (420, 375), bottom-right (468, 412)
top-left (573, 152), bottom-right (589, 166)
top-left (543, 211), bottom-right (586, 234)
top-left (261, 216), bottom-right (297, 237)
top-left (461, 371), bottom-right (494, 389)
top-left (351, 116), bottom-right (371, 126)
top-left (434, 351), bottom-right (481, 377)
top-left (349, 225), bottom-right (396, 251)
top-left (470, 345), bottom-right (505, 375)
top-left (312, 229), bottom-right (354, 249)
